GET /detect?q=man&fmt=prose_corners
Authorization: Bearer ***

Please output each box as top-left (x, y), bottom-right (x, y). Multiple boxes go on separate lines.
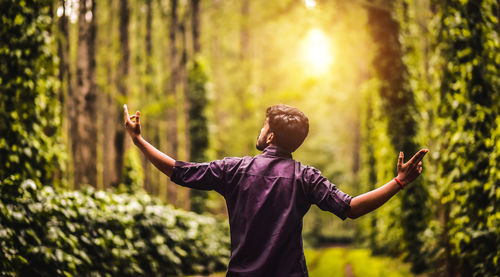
top-left (123, 104), bottom-right (427, 277)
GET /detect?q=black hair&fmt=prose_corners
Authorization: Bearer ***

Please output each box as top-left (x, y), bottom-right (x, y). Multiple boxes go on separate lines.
top-left (266, 104), bottom-right (309, 153)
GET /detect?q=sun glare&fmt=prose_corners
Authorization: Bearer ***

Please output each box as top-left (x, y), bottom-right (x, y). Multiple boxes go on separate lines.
top-left (300, 28), bottom-right (334, 76)
top-left (304, 0), bottom-right (316, 9)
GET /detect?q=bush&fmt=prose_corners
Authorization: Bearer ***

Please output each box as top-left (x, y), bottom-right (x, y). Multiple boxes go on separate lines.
top-left (0, 177), bottom-right (230, 276)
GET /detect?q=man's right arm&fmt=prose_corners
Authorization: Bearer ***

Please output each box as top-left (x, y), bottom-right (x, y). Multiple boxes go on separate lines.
top-left (123, 104), bottom-right (176, 177)
top-left (133, 135), bottom-right (176, 177)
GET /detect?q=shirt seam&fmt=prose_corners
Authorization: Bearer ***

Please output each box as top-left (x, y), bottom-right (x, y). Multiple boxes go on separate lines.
top-left (235, 171), bottom-right (295, 179)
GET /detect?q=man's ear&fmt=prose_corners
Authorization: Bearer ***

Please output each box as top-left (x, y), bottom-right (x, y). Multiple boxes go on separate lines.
top-left (266, 132), bottom-right (275, 144)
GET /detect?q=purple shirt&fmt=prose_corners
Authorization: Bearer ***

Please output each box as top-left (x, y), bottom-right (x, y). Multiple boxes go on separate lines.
top-left (170, 145), bottom-right (353, 276)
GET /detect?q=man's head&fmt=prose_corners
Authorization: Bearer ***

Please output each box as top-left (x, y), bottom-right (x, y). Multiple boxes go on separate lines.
top-left (256, 104), bottom-right (309, 153)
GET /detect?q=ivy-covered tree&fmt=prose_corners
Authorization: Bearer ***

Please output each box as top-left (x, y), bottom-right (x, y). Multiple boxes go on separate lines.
top-left (432, 0), bottom-right (500, 275)
top-left (188, 59), bottom-right (210, 214)
top-left (0, 0), bottom-right (65, 186)
top-left (367, 3), bottom-right (430, 273)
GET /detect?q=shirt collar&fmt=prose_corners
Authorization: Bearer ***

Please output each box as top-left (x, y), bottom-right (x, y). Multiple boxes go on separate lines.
top-left (262, 145), bottom-right (293, 159)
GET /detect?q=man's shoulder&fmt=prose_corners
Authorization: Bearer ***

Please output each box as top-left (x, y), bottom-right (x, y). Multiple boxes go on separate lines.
top-left (212, 156), bottom-right (248, 168)
top-left (294, 162), bottom-right (325, 181)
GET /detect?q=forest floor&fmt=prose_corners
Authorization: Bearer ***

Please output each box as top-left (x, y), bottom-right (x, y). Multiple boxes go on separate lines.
top-left (192, 246), bottom-right (419, 277)
top-left (304, 247), bottom-right (416, 277)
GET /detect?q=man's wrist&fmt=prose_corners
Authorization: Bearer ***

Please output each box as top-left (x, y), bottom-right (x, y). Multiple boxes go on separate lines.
top-left (393, 177), bottom-right (405, 190)
top-left (132, 135), bottom-right (143, 145)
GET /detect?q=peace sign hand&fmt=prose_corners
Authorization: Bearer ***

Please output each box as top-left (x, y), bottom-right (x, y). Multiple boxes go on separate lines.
top-left (396, 149), bottom-right (429, 185)
top-left (123, 104), bottom-right (141, 142)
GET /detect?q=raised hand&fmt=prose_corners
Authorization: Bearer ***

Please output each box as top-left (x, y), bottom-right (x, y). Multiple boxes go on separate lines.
top-left (396, 149), bottom-right (429, 185)
top-left (123, 104), bottom-right (141, 142)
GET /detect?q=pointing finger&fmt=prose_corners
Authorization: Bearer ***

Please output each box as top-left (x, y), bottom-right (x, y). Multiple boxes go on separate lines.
top-left (408, 149), bottom-right (429, 166)
top-left (123, 104), bottom-right (132, 125)
top-left (135, 111), bottom-right (140, 124)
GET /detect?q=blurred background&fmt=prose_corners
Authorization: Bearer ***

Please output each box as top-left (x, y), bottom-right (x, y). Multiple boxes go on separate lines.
top-left (1, 0), bottom-right (499, 276)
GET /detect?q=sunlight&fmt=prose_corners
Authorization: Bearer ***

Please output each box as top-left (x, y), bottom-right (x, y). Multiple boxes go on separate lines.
top-left (299, 28), bottom-right (334, 76)
top-left (304, 0), bottom-right (317, 9)
top-left (56, 0), bottom-right (79, 23)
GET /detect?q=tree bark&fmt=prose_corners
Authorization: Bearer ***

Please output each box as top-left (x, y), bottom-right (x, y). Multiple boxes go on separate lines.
top-left (166, 0), bottom-right (179, 205)
top-left (58, 0), bottom-right (74, 188)
top-left (112, 0), bottom-right (130, 187)
top-left (190, 0), bottom-right (201, 54)
top-left (102, 0), bottom-right (116, 189)
top-left (73, 0), bottom-right (98, 188)
top-left (143, 0), bottom-right (153, 194)
top-left (179, 20), bottom-right (191, 210)
top-left (57, 0), bottom-right (70, 106)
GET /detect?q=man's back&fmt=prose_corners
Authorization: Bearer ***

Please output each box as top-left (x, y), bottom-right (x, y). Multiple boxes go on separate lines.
top-left (171, 146), bottom-right (353, 277)
top-left (125, 104), bottom-right (428, 276)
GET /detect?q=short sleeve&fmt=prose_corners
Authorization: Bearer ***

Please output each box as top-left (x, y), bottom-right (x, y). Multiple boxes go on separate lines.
top-left (303, 167), bottom-right (353, 220)
top-left (170, 159), bottom-right (226, 195)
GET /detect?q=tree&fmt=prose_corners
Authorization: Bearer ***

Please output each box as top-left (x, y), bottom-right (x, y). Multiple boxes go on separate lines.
top-left (101, 0), bottom-right (117, 190)
top-left (166, 0), bottom-right (180, 206)
top-left (111, 0), bottom-right (130, 188)
top-left (191, 0), bottom-right (201, 54)
top-left (188, 59), bottom-right (209, 213)
top-left (188, 0), bottom-right (210, 214)
top-left (367, 2), bottom-right (429, 272)
top-left (71, 0), bottom-right (98, 188)
top-left (431, 0), bottom-right (500, 275)
top-left (0, 0), bottom-right (65, 186)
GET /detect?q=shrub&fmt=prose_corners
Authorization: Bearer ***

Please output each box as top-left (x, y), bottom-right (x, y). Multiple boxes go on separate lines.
top-left (0, 177), bottom-right (230, 276)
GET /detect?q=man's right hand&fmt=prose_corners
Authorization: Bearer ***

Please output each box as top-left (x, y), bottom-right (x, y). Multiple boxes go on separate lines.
top-left (123, 104), bottom-right (141, 143)
top-left (396, 149), bottom-right (429, 185)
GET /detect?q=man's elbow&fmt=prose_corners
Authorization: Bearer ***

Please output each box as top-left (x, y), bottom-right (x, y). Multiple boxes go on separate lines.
top-left (345, 208), bottom-right (360, 220)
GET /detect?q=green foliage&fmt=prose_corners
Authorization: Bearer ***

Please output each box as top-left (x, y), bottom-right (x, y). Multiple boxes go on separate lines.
top-left (0, 178), bottom-right (230, 276)
top-left (428, 0), bottom-right (500, 275)
top-left (366, 3), bottom-right (430, 272)
top-left (188, 59), bottom-right (210, 214)
top-left (0, 0), bottom-right (65, 186)
top-left (119, 148), bottom-right (144, 194)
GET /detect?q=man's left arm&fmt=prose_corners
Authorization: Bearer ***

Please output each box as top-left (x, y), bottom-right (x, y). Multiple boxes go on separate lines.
top-left (345, 149), bottom-right (428, 219)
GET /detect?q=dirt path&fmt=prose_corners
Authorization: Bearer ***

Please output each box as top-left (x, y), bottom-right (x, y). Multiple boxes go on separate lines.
top-left (344, 262), bottom-right (354, 277)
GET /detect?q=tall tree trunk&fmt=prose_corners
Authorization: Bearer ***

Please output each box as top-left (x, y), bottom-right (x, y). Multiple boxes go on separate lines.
top-left (367, 4), bottom-right (428, 273)
top-left (210, 0), bottom-right (224, 158)
top-left (190, 0), bottom-right (201, 54)
top-left (143, 0), bottom-right (153, 194)
top-left (102, 0), bottom-right (116, 189)
top-left (166, 0), bottom-right (179, 205)
top-left (365, 92), bottom-right (378, 250)
top-left (179, 21), bottom-right (191, 210)
top-left (58, 0), bottom-right (73, 187)
top-left (57, 0), bottom-right (69, 106)
top-left (238, 0), bottom-right (251, 153)
top-left (188, 0), bottom-right (210, 214)
top-left (73, 0), bottom-right (98, 188)
top-left (180, 22), bottom-right (190, 162)
top-left (113, 0), bottom-right (130, 187)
